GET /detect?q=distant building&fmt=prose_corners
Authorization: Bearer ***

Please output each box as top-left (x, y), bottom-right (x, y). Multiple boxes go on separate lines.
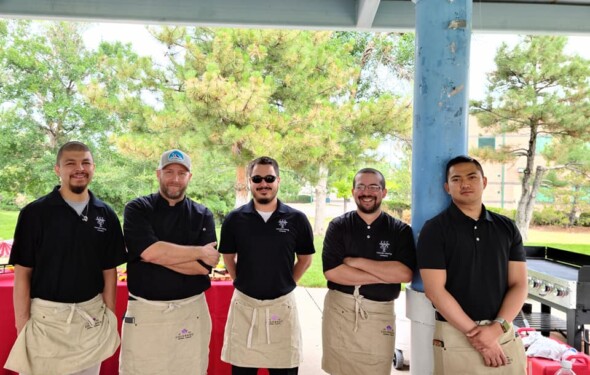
top-left (468, 115), bottom-right (552, 209)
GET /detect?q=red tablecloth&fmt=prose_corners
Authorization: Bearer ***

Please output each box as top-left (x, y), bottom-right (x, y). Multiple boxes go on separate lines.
top-left (0, 273), bottom-right (234, 375)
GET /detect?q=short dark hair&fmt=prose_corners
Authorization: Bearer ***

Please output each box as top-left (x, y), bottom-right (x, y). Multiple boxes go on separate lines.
top-left (445, 155), bottom-right (485, 181)
top-left (353, 168), bottom-right (386, 189)
top-left (56, 141), bottom-right (92, 165)
top-left (247, 156), bottom-right (280, 177)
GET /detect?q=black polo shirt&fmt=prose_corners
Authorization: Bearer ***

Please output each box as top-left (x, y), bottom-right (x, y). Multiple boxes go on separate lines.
top-left (417, 203), bottom-right (526, 321)
top-left (9, 186), bottom-right (127, 303)
top-left (124, 193), bottom-right (216, 301)
top-left (219, 200), bottom-right (315, 300)
top-left (322, 211), bottom-right (416, 302)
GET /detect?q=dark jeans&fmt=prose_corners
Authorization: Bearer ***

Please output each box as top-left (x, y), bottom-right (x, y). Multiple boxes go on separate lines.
top-left (231, 365), bottom-right (299, 375)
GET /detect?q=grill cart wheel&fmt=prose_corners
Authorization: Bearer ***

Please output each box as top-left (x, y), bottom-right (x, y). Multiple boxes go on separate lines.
top-left (393, 348), bottom-right (404, 370)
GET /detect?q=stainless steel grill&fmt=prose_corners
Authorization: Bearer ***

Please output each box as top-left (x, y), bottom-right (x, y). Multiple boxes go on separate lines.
top-left (517, 246), bottom-right (590, 351)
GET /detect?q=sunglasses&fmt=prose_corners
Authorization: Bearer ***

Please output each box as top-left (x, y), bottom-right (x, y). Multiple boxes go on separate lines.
top-left (250, 175), bottom-right (277, 184)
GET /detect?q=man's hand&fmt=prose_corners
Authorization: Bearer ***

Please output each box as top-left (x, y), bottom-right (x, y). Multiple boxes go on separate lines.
top-left (199, 242), bottom-right (220, 267)
top-left (466, 325), bottom-right (508, 367)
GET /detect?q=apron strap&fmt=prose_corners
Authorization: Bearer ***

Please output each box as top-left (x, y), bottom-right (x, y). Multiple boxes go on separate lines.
top-left (352, 286), bottom-right (368, 332)
top-left (247, 308), bottom-right (258, 349)
top-left (128, 292), bottom-right (201, 313)
top-left (58, 304), bottom-right (97, 325)
top-left (265, 308), bottom-right (271, 345)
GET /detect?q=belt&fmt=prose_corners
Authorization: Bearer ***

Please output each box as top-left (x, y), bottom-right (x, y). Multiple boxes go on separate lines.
top-left (434, 311), bottom-right (493, 326)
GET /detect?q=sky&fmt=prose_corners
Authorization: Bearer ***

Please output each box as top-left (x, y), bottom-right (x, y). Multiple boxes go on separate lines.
top-left (83, 22), bottom-right (590, 101)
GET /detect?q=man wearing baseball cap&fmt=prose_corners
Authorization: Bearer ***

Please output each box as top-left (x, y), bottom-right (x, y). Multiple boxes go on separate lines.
top-left (119, 149), bottom-right (220, 375)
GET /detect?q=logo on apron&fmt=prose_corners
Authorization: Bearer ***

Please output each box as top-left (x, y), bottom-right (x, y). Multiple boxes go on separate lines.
top-left (269, 314), bottom-right (283, 326)
top-left (84, 317), bottom-right (102, 330)
top-left (175, 328), bottom-right (194, 340)
top-left (381, 325), bottom-right (395, 336)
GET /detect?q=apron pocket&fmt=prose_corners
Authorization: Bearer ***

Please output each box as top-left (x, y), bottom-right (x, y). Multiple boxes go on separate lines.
top-left (338, 310), bottom-right (395, 356)
top-left (267, 303), bottom-right (295, 345)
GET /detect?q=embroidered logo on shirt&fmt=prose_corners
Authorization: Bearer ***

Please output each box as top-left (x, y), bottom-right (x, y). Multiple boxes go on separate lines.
top-left (94, 216), bottom-right (107, 232)
top-left (176, 328), bottom-right (194, 340)
top-left (376, 241), bottom-right (392, 257)
top-left (268, 314), bottom-right (283, 326)
top-left (381, 325), bottom-right (395, 336)
top-left (276, 219), bottom-right (289, 233)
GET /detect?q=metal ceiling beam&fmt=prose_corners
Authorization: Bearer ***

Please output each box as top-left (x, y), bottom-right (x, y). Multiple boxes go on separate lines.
top-left (0, 0), bottom-right (589, 35)
top-left (356, 0), bottom-right (381, 29)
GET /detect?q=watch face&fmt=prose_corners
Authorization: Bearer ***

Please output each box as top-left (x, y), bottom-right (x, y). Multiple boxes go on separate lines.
top-left (495, 318), bottom-right (510, 333)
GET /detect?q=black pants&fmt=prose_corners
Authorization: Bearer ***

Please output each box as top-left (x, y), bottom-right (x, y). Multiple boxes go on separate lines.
top-left (231, 365), bottom-right (298, 375)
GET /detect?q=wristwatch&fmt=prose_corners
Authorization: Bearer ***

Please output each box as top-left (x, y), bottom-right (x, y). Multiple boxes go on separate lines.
top-left (493, 317), bottom-right (510, 333)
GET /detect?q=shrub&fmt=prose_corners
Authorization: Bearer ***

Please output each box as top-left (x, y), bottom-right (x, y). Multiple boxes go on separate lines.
top-left (532, 206), bottom-right (569, 226)
top-left (579, 212), bottom-right (590, 227)
top-left (382, 200), bottom-right (410, 219)
top-left (486, 207), bottom-right (516, 220)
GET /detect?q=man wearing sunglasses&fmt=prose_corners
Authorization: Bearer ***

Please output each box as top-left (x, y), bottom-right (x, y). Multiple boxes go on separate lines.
top-left (219, 156), bottom-right (315, 375)
top-left (119, 149), bottom-right (220, 375)
top-left (321, 168), bottom-right (416, 374)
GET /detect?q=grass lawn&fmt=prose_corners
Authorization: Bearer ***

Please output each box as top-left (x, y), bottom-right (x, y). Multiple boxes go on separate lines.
top-left (525, 226), bottom-right (590, 255)
top-left (0, 210), bottom-right (19, 240)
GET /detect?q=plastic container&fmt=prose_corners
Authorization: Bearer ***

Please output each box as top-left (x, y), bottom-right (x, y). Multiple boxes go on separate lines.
top-left (555, 360), bottom-right (576, 375)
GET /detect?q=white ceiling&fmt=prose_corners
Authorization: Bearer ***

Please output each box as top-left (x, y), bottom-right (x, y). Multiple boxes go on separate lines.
top-left (1, 0), bottom-right (589, 35)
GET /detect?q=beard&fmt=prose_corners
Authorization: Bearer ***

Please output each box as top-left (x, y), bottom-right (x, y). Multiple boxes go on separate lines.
top-left (253, 187), bottom-right (277, 205)
top-left (67, 174), bottom-right (90, 195)
top-left (355, 196), bottom-right (382, 214)
top-left (160, 183), bottom-right (187, 201)
top-left (70, 184), bottom-right (87, 195)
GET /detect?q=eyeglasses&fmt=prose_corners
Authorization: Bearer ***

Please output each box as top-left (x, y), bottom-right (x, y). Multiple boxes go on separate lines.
top-left (251, 175), bottom-right (277, 184)
top-left (354, 184), bottom-right (382, 192)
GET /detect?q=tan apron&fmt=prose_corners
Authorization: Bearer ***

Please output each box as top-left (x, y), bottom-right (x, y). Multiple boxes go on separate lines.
top-left (322, 287), bottom-right (396, 375)
top-left (433, 320), bottom-right (526, 375)
top-left (119, 293), bottom-right (211, 375)
top-left (4, 295), bottom-right (120, 375)
top-left (221, 289), bottom-right (301, 368)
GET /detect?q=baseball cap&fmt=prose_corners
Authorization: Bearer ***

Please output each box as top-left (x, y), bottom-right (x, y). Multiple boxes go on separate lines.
top-left (158, 149), bottom-right (191, 171)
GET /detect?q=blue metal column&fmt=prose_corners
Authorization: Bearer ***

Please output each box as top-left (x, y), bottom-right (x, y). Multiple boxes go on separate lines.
top-left (406, 1), bottom-right (472, 374)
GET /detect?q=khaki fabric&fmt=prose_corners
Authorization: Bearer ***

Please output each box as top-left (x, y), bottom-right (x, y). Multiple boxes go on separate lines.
top-left (119, 293), bottom-right (211, 375)
top-left (433, 321), bottom-right (526, 375)
top-left (5, 295), bottom-right (119, 375)
top-left (221, 289), bottom-right (301, 368)
top-left (322, 289), bottom-right (396, 375)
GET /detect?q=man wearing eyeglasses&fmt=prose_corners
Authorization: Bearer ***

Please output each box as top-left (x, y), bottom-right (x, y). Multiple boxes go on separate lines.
top-left (219, 156), bottom-right (315, 375)
top-left (119, 149), bottom-right (220, 375)
top-left (321, 168), bottom-right (416, 375)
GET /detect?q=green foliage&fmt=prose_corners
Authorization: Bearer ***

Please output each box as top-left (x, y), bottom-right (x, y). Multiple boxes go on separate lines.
top-left (532, 206), bottom-right (569, 226)
top-left (382, 200), bottom-right (410, 216)
top-left (470, 35), bottom-right (590, 238)
top-left (486, 206), bottom-right (516, 220)
top-left (0, 20), bottom-right (147, 201)
top-left (276, 170), bottom-right (307, 203)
